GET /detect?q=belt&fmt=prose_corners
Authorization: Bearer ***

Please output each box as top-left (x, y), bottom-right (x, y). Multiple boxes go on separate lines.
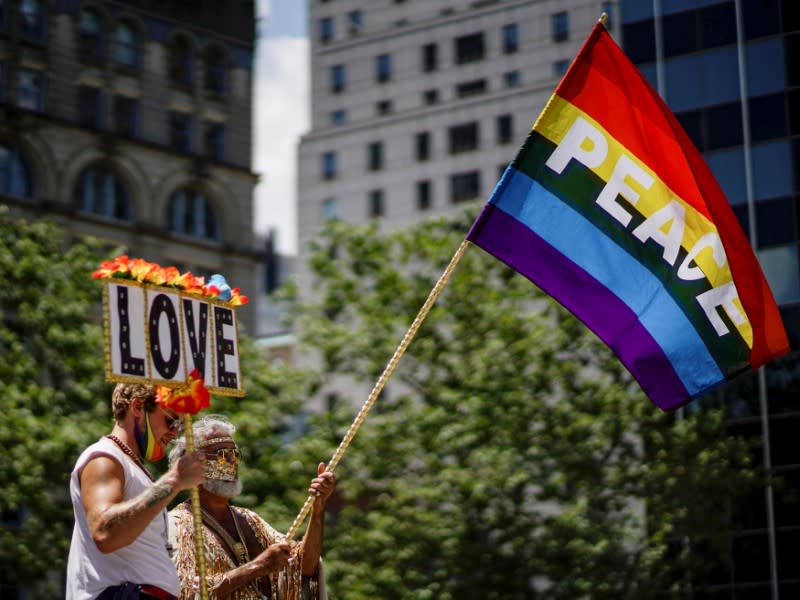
top-left (138, 585), bottom-right (178, 600)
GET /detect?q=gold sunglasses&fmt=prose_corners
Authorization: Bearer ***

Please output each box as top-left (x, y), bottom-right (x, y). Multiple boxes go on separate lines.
top-left (205, 448), bottom-right (240, 464)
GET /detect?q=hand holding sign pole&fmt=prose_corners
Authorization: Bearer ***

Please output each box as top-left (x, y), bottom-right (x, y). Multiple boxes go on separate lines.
top-left (94, 256), bottom-right (248, 600)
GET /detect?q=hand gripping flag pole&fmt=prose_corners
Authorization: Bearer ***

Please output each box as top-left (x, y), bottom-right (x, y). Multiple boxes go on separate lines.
top-left (284, 239), bottom-right (471, 540)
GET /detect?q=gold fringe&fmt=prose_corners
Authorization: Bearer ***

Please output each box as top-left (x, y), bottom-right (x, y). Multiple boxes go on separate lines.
top-left (170, 502), bottom-right (321, 600)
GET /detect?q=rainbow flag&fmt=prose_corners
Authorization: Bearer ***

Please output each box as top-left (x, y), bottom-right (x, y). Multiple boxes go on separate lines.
top-left (466, 22), bottom-right (789, 411)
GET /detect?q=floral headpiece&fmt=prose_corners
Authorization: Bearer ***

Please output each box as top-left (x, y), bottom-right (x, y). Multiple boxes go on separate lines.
top-left (92, 255), bottom-right (248, 307)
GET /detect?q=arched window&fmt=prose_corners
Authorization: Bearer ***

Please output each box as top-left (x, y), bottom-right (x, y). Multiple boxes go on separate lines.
top-left (20, 0), bottom-right (44, 40)
top-left (74, 165), bottom-right (131, 221)
top-left (169, 35), bottom-right (193, 88)
top-left (167, 189), bottom-right (219, 241)
top-left (204, 45), bottom-right (226, 95)
top-left (113, 20), bottom-right (138, 68)
top-left (0, 143), bottom-right (33, 198)
top-left (79, 7), bottom-right (103, 62)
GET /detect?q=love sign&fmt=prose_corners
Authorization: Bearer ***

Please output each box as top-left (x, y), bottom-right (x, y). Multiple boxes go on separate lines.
top-left (102, 280), bottom-right (244, 397)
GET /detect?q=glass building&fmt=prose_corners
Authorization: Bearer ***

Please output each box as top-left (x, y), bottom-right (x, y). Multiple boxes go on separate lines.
top-left (622, 1), bottom-right (800, 596)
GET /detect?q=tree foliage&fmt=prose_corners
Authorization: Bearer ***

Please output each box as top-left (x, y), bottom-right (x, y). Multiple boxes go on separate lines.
top-left (287, 213), bottom-right (760, 599)
top-left (0, 208), bottom-right (763, 600)
top-left (0, 210), bottom-right (110, 596)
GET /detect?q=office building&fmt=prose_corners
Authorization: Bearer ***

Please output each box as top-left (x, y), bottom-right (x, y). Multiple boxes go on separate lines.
top-left (622, 0), bottom-right (800, 596)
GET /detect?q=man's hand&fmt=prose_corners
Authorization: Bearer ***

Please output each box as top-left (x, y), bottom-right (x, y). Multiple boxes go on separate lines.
top-left (309, 462), bottom-right (337, 507)
top-left (169, 450), bottom-right (206, 491)
top-left (253, 542), bottom-right (291, 574)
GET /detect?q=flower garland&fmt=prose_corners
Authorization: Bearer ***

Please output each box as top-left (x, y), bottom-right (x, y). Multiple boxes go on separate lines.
top-left (92, 254), bottom-right (249, 307)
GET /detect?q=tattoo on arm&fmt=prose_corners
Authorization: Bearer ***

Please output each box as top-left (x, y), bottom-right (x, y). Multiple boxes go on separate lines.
top-left (99, 481), bottom-right (174, 533)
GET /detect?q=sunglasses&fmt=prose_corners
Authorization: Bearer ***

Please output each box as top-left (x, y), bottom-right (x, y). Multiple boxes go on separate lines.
top-left (205, 448), bottom-right (240, 464)
top-left (163, 412), bottom-right (181, 432)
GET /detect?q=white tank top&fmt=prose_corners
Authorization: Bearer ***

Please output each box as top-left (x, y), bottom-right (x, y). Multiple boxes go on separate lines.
top-left (65, 437), bottom-right (180, 600)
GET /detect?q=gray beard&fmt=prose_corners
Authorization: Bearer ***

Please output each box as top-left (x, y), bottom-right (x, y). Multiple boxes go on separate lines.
top-left (202, 478), bottom-right (243, 498)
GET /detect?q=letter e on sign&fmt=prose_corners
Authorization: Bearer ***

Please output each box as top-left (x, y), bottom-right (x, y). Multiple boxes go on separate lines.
top-left (212, 305), bottom-right (241, 393)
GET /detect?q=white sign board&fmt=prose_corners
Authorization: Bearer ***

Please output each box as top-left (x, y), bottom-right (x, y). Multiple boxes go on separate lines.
top-left (103, 280), bottom-right (244, 396)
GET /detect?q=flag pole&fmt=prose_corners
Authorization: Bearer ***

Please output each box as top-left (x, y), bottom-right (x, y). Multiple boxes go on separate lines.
top-left (284, 238), bottom-right (472, 541)
top-left (182, 413), bottom-right (209, 600)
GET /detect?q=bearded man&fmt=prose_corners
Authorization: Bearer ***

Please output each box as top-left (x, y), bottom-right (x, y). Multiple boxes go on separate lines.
top-left (167, 415), bottom-right (335, 600)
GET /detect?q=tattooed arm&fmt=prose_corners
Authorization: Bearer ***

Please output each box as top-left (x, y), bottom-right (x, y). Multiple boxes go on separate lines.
top-left (81, 452), bottom-right (204, 554)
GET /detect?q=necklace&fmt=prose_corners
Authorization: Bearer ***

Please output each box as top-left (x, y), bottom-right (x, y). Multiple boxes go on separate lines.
top-left (200, 505), bottom-right (250, 565)
top-left (105, 434), bottom-right (153, 481)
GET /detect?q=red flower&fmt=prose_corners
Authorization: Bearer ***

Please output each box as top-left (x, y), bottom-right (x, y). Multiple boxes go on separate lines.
top-left (156, 369), bottom-right (211, 415)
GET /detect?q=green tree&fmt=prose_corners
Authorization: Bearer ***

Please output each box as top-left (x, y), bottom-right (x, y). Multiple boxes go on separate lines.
top-left (0, 210), bottom-right (109, 596)
top-left (287, 213), bottom-right (759, 599)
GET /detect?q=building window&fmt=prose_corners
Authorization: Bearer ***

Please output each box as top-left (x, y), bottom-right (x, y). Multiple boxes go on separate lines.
top-left (368, 189), bottom-right (384, 218)
top-left (759, 245), bottom-right (800, 304)
top-left (330, 64), bottom-right (346, 93)
top-left (450, 171), bottom-right (481, 204)
top-left (552, 11), bottom-right (569, 43)
top-left (376, 53), bottom-right (392, 83)
top-left (376, 100), bottom-right (393, 116)
top-left (503, 70), bottom-right (521, 87)
top-left (449, 122), bottom-right (479, 154)
top-left (422, 43), bottom-right (438, 72)
top-left (423, 89), bottom-right (439, 104)
top-left (113, 20), bottom-right (138, 68)
top-left (553, 59), bottom-right (570, 78)
top-left (0, 144), bottom-right (33, 198)
top-left (367, 142), bottom-right (383, 171)
top-left (204, 45), bottom-right (227, 96)
top-left (502, 23), bottom-right (519, 54)
top-left (348, 10), bottom-right (362, 35)
top-left (167, 189), bottom-right (220, 240)
top-left (17, 68), bottom-right (43, 111)
top-left (79, 8), bottom-right (103, 62)
top-left (319, 16), bottom-right (334, 43)
top-left (330, 109), bottom-right (347, 125)
top-left (113, 95), bottom-right (137, 138)
top-left (455, 32), bottom-right (485, 64)
top-left (415, 132), bottom-right (430, 161)
top-left (456, 79), bottom-right (486, 98)
top-left (169, 35), bottom-right (193, 88)
top-left (78, 86), bottom-right (102, 129)
top-left (20, 0), bottom-right (44, 40)
top-left (496, 114), bottom-right (513, 144)
top-left (75, 165), bottom-right (131, 221)
top-left (204, 122), bottom-right (225, 161)
top-left (322, 151), bottom-right (337, 180)
top-left (169, 112), bottom-right (192, 152)
top-left (321, 197), bottom-right (338, 220)
top-left (416, 180), bottom-right (431, 211)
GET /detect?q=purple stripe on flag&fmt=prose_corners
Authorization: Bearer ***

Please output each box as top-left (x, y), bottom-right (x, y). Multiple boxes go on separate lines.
top-left (468, 204), bottom-right (692, 410)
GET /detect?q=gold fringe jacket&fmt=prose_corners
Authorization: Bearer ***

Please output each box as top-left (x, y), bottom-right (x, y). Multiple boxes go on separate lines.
top-left (168, 502), bottom-right (325, 600)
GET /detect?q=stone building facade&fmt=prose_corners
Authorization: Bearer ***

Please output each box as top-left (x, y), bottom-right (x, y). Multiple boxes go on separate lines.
top-left (0, 0), bottom-right (262, 334)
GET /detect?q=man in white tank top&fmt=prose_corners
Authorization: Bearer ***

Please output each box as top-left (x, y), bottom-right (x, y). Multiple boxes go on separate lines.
top-left (66, 383), bottom-right (206, 600)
